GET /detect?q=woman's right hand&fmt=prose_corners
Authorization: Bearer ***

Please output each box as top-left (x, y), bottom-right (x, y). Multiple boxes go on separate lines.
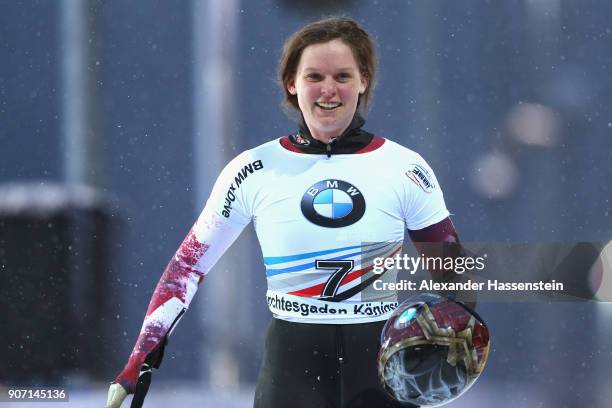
top-left (106, 382), bottom-right (128, 407)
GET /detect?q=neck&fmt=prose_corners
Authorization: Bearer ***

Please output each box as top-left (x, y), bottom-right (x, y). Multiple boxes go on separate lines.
top-left (299, 113), bottom-right (365, 143)
top-left (309, 130), bottom-right (339, 144)
top-left (285, 113), bottom-right (375, 155)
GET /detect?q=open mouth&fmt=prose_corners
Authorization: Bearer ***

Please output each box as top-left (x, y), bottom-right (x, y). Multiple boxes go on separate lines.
top-left (315, 102), bottom-right (342, 111)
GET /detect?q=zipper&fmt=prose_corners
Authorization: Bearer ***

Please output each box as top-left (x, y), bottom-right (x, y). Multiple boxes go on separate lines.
top-left (326, 138), bottom-right (337, 158)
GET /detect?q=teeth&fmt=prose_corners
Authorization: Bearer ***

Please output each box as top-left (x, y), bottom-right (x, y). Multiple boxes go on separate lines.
top-left (316, 102), bottom-right (341, 110)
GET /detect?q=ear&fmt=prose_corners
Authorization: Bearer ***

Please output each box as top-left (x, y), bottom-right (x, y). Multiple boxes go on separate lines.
top-left (359, 76), bottom-right (368, 94)
top-left (287, 78), bottom-right (297, 95)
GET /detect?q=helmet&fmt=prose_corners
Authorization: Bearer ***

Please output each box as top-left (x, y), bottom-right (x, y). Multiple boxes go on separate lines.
top-left (378, 293), bottom-right (490, 407)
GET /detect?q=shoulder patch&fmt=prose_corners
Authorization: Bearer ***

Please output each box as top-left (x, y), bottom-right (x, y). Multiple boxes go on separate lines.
top-left (405, 164), bottom-right (436, 193)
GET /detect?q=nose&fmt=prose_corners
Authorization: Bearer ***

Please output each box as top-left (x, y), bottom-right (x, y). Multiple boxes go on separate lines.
top-left (320, 77), bottom-right (337, 97)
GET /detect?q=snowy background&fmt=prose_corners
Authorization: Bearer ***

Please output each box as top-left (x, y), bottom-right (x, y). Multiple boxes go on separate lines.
top-left (1, 0), bottom-right (611, 407)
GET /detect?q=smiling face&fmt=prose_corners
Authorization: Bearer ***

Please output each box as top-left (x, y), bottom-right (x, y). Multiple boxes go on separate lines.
top-left (287, 39), bottom-right (368, 143)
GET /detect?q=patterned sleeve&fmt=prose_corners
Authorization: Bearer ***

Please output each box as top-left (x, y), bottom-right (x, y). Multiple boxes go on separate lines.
top-left (114, 152), bottom-right (255, 393)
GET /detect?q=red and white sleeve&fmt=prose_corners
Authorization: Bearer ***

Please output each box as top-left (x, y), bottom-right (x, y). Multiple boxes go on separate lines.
top-left (115, 152), bottom-right (254, 393)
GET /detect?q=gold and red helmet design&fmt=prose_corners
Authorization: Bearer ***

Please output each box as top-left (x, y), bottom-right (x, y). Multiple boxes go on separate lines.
top-left (378, 293), bottom-right (490, 407)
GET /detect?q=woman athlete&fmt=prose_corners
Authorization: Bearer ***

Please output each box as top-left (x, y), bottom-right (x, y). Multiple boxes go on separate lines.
top-left (107, 17), bottom-right (464, 408)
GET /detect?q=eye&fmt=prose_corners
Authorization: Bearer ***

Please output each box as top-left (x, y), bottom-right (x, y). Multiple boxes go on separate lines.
top-left (336, 73), bottom-right (352, 82)
top-left (305, 73), bottom-right (323, 81)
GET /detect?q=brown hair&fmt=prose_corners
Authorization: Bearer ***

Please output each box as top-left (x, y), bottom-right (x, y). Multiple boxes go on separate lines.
top-left (278, 17), bottom-right (377, 113)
